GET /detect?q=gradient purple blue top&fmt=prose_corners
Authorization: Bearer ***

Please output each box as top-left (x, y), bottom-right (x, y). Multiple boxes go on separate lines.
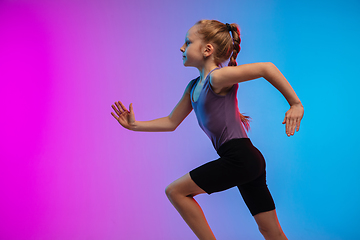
top-left (191, 68), bottom-right (248, 150)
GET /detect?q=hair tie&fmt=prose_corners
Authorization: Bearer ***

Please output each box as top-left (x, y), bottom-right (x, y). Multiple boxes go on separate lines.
top-left (226, 23), bottom-right (231, 32)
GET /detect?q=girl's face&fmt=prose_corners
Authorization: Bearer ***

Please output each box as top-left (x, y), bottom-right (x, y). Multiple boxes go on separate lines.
top-left (180, 25), bottom-right (206, 68)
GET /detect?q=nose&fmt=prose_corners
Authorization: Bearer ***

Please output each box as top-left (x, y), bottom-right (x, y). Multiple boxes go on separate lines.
top-left (180, 44), bottom-right (185, 53)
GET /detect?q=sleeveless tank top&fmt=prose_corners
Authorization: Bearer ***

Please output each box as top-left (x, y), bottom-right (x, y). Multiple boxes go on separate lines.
top-left (190, 68), bottom-right (248, 151)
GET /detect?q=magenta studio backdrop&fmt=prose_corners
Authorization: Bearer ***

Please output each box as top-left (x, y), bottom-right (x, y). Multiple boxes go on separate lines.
top-left (1, 0), bottom-right (359, 239)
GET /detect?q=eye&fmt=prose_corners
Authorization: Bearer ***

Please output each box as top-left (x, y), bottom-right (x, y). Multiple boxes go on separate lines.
top-left (185, 40), bottom-right (191, 46)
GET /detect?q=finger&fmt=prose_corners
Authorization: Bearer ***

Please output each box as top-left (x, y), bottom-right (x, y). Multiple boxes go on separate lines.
top-left (285, 117), bottom-right (290, 136)
top-left (111, 112), bottom-right (119, 121)
top-left (115, 101), bottom-right (125, 113)
top-left (291, 117), bottom-right (297, 135)
top-left (118, 101), bottom-right (129, 113)
top-left (111, 105), bottom-right (120, 115)
top-left (286, 121), bottom-right (290, 137)
top-left (286, 118), bottom-right (295, 136)
top-left (296, 119), bottom-right (301, 132)
top-left (287, 118), bottom-right (293, 135)
top-left (112, 104), bottom-right (121, 116)
top-left (129, 103), bottom-right (133, 114)
top-left (290, 118), bottom-right (296, 135)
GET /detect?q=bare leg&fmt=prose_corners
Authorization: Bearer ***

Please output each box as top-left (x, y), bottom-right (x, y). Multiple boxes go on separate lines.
top-left (165, 173), bottom-right (216, 240)
top-left (254, 210), bottom-right (288, 240)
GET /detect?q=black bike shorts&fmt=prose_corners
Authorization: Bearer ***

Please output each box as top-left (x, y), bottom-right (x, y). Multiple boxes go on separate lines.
top-left (189, 138), bottom-right (275, 216)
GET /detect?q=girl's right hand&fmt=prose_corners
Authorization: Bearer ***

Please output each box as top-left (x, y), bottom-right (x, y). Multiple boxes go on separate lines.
top-left (111, 101), bottom-right (135, 130)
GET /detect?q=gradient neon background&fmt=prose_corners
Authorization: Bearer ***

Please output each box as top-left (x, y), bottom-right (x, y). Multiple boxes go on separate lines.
top-left (1, 0), bottom-right (359, 239)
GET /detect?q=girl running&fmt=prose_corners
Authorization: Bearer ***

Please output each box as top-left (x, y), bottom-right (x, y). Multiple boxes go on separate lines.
top-left (111, 19), bottom-right (304, 240)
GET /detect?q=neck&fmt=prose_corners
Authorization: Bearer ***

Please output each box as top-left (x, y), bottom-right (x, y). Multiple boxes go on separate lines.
top-left (198, 62), bottom-right (219, 82)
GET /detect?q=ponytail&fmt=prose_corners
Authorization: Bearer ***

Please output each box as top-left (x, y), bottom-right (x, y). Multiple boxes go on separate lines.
top-left (227, 23), bottom-right (241, 67)
top-left (240, 113), bottom-right (251, 131)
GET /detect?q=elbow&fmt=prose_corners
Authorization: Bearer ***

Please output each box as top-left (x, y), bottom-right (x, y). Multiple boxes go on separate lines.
top-left (170, 123), bottom-right (178, 132)
top-left (262, 62), bottom-right (276, 78)
top-left (265, 61), bottom-right (275, 69)
top-left (264, 62), bottom-right (275, 66)
top-left (167, 116), bottom-right (178, 132)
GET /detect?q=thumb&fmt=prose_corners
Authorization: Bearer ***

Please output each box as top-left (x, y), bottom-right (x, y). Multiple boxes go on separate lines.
top-left (129, 103), bottom-right (133, 114)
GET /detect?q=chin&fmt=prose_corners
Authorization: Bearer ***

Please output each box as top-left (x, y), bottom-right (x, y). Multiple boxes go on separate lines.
top-left (183, 61), bottom-right (193, 67)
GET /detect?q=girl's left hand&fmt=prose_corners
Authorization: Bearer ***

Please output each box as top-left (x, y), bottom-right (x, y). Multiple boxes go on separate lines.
top-left (282, 103), bottom-right (304, 136)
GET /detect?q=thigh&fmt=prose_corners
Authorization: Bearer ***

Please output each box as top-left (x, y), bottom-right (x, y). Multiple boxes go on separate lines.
top-left (189, 158), bottom-right (241, 195)
top-left (190, 147), bottom-right (265, 195)
top-left (166, 173), bottom-right (207, 197)
top-left (237, 172), bottom-right (275, 216)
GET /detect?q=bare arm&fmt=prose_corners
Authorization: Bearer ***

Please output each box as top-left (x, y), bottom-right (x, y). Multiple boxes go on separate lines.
top-left (211, 62), bottom-right (304, 136)
top-left (262, 62), bottom-right (301, 106)
top-left (210, 62), bottom-right (267, 88)
top-left (111, 80), bottom-right (193, 132)
top-left (262, 63), bottom-right (304, 136)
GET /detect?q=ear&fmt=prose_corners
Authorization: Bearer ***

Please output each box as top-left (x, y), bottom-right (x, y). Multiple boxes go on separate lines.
top-left (203, 43), bottom-right (214, 57)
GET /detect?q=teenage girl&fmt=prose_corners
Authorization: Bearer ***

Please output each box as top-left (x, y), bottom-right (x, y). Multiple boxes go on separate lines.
top-left (111, 20), bottom-right (304, 240)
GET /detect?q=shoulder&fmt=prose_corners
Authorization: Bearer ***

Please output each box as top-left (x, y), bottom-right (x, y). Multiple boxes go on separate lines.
top-left (185, 77), bottom-right (199, 94)
top-left (210, 67), bottom-right (224, 76)
top-left (208, 69), bottom-right (234, 95)
top-left (209, 67), bottom-right (233, 89)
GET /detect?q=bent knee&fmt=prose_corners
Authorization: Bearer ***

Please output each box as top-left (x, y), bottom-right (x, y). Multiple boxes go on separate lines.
top-left (165, 185), bottom-right (185, 204)
top-left (165, 173), bottom-right (204, 200)
top-left (164, 184), bottom-right (171, 197)
top-left (165, 183), bottom-right (178, 199)
top-left (165, 180), bottom-right (191, 200)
